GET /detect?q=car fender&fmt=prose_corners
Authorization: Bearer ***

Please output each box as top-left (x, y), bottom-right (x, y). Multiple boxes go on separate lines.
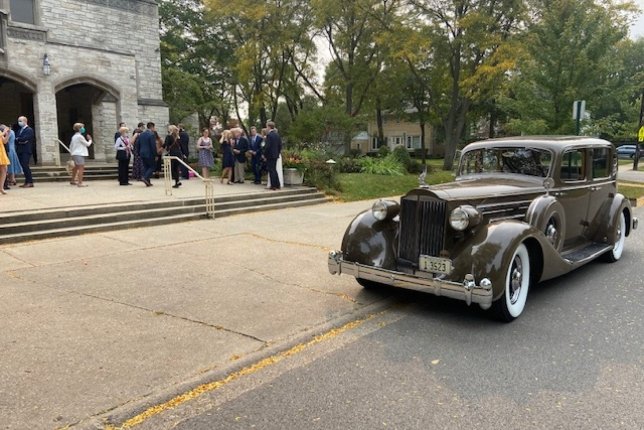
top-left (341, 210), bottom-right (398, 270)
top-left (525, 195), bottom-right (566, 251)
top-left (454, 221), bottom-right (551, 300)
top-left (597, 194), bottom-right (632, 243)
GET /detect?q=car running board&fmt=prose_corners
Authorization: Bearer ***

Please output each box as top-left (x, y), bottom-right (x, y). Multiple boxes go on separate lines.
top-left (562, 242), bottom-right (612, 264)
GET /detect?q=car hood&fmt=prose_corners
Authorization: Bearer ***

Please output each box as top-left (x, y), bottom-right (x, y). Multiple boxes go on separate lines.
top-left (408, 175), bottom-right (545, 202)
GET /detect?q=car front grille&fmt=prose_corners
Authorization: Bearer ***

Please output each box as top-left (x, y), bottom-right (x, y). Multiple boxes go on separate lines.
top-left (398, 196), bottom-right (447, 263)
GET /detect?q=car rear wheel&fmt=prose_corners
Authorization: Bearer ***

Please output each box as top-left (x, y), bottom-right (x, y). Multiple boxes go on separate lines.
top-left (493, 243), bottom-right (531, 322)
top-left (603, 211), bottom-right (626, 263)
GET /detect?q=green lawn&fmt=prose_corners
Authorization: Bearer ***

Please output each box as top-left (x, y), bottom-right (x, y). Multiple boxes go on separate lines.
top-left (617, 184), bottom-right (644, 201)
top-left (333, 171), bottom-right (644, 203)
top-left (334, 170), bottom-right (455, 202)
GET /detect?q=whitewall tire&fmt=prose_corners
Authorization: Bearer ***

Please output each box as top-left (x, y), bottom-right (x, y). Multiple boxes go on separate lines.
top-left (493, 243), bottom-right (531, 322)
top-left (603, 211), bottom-right (626, 263)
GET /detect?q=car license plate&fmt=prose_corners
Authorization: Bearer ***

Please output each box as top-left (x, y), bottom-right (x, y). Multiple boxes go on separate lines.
top-left (419, 255), bottom-right (452, 274)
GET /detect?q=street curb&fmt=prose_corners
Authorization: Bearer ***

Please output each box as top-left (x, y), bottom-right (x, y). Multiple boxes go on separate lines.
top-left (74, 296), bottom-right (397, 430)
top-left (629, 196), bottom-right (644, 208)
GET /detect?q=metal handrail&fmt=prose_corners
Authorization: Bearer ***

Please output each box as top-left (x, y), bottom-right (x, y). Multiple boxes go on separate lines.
top-left (55, 138), bottom-right (72, 166)
top-left (163, 155), bottom-right (215, 219)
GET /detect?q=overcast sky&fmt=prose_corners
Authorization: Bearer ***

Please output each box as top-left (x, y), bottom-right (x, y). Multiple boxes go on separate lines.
top-left (633, 0), bottom-right (644, 38)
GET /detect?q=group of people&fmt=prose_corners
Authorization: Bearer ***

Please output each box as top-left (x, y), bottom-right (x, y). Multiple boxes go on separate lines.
top-left (0, 116), bottom-right (284, 194)
top-left (0, 116), bottom-right (36, 194)
top-left (218, 121), bottom-right (283, 189)
top-left (114, 120), bottom-right (283, 190)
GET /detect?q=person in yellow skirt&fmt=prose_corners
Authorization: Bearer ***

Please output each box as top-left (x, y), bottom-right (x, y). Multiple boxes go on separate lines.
top-left (0, 125), bottom-right (10, 195)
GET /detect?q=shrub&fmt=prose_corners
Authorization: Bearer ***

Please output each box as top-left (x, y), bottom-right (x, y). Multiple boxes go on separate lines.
top-left (360, 154), bottom-right (405, 176)
top-left (337, 156), bottom-right (363, 173)
top-left (392, 145), bottom-right (411, 166)
top-left (378, 145), bottom-right (390, 158)
top-left (347, 148), bottom-right (363, 158)
top-left (391, 145), bottom-right (430, 174)
top-left (303, 158), bottom-right (341, 191)
top-left (407, 159), bottom-right (426, 174)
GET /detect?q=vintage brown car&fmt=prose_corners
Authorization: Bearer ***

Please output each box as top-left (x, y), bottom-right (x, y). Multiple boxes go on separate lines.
top-left (328, 136), bottom-right (638, 321)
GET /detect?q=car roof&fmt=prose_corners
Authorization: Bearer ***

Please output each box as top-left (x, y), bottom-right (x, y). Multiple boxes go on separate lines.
top-left (463, 136), bottom-right (613, 152)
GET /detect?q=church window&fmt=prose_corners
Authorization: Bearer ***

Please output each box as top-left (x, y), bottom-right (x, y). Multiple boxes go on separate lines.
top-left (10, 0), bottom-right (35, 25)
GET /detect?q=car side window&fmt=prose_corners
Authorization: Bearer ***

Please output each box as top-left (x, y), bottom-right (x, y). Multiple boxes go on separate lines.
top-left (592, 148), bottom-right (610, 179)
top-left (560, 150), bottom-right (585, 181)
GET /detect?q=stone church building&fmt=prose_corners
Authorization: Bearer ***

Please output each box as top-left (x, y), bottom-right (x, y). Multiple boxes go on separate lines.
top-left (0, 0), bottom-right (168, 165)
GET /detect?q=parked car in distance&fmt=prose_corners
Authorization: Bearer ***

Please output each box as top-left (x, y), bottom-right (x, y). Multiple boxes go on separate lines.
top-left (328, 136), bottom-right (638, 321)
top-left (616, 144), bottom-right (644, 159)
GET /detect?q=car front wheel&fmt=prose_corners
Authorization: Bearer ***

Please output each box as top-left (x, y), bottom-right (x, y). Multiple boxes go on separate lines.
top-left (493, 243), bottom-right (531, 322)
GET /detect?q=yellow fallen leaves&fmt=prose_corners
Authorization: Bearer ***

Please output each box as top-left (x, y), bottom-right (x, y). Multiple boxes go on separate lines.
top-left (106, 314), bottom-right (375, 429)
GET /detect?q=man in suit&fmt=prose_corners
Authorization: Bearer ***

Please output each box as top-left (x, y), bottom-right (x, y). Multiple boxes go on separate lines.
top-left (137, 122), bottom-right (157, 186)
top-left (232, 127), bottom-right (249, 183)
top-left (263, 121), bottom-right (282, 190)
top-left (248, 126), bottom-right (263, 184)
top-left (178, 124), bottom-right (190, 180)
top-left (15, 116), bottom-right (35, 188)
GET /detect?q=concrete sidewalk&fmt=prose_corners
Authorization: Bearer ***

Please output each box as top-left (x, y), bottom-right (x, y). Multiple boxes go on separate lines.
top-left (0, 198), bottom-right (385, 429)
top-left (0, 175), bottom-right (276, 213)
top-left (618, 164), bottom-right (644, 184)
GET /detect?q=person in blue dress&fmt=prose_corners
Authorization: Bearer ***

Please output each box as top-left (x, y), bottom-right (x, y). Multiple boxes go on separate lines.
top-left (6, 125), bottom-right (22, 188)
top-left (219, 129), bottom-right (234, 184)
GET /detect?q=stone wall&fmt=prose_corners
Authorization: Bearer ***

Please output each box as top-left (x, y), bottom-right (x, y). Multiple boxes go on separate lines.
top-left (0, 0), bottom-right (168, 165)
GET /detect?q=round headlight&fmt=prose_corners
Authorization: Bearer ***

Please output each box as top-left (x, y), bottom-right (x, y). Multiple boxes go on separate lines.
top-left (450, 207), bottom-right (470, 231)
top-left (372, 200), bottom-right (388, 221)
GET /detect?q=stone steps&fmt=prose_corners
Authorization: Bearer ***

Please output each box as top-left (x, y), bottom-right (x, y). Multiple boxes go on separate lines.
top-left (29, 164), bottom-right (121, 182)
top-left (0, 188), bottom-right (329, 245)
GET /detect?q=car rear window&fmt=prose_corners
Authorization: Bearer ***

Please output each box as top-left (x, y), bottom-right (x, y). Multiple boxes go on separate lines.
top-left (560, 150), bottom-right (585, 181)
top-left (592, 148), bottom-right (610, 179)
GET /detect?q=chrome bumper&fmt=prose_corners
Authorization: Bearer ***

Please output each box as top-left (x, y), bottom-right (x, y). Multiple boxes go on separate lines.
top-left (328, 251), bottom-right (494, 310)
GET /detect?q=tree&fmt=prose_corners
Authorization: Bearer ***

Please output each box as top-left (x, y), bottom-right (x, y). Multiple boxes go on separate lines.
top-left (159, 0), bottom-right (233, 128)
top-left (502, 0), bottom-right (638, 137)
top-left (409, 0), bottom-right (525, 170)
top-left (205, 0), bottom-right (316, 131)
top-left (312, 0), bottom-right (396, 152)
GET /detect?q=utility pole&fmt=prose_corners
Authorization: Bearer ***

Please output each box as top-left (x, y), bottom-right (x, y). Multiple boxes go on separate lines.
top-left (634, 89), bottom-right (643, 171)
top-left (573, 100), bottom-right (585, 136)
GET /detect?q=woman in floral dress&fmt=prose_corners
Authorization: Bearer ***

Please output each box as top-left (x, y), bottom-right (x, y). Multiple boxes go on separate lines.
top-left (196, 128), bottom-right (214, 178)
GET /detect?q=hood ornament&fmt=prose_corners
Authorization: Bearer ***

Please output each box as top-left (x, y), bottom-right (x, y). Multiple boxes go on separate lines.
top-left (418, 165), bottom-right (428, 187)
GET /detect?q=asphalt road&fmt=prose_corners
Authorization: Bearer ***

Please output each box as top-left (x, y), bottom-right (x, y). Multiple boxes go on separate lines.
top-left (134, 209), bottom-right (644, 430)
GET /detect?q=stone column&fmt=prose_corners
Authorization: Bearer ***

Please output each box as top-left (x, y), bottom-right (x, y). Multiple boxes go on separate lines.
top-left (91, 98), bottom-right (117, 163)
top-left (33, 80), bottom-right (59, 166)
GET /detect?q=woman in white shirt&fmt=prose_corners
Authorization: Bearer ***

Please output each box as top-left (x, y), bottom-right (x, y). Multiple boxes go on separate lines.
top-left (69, 122), bottom-right (93, 187)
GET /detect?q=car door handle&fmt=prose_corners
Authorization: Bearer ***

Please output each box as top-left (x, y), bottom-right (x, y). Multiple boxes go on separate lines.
top-left (590, 186), bottom-right (600, 191)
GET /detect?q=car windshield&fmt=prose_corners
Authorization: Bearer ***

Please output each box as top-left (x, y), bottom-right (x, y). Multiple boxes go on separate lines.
top-left (458, 147), bottom-right (552, 178)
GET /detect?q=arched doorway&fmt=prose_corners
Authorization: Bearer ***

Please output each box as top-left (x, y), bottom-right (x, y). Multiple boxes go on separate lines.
top-left (55, 79), bottom-right (120, 162)
top-left (0, 74), bottom-right (36, 161)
